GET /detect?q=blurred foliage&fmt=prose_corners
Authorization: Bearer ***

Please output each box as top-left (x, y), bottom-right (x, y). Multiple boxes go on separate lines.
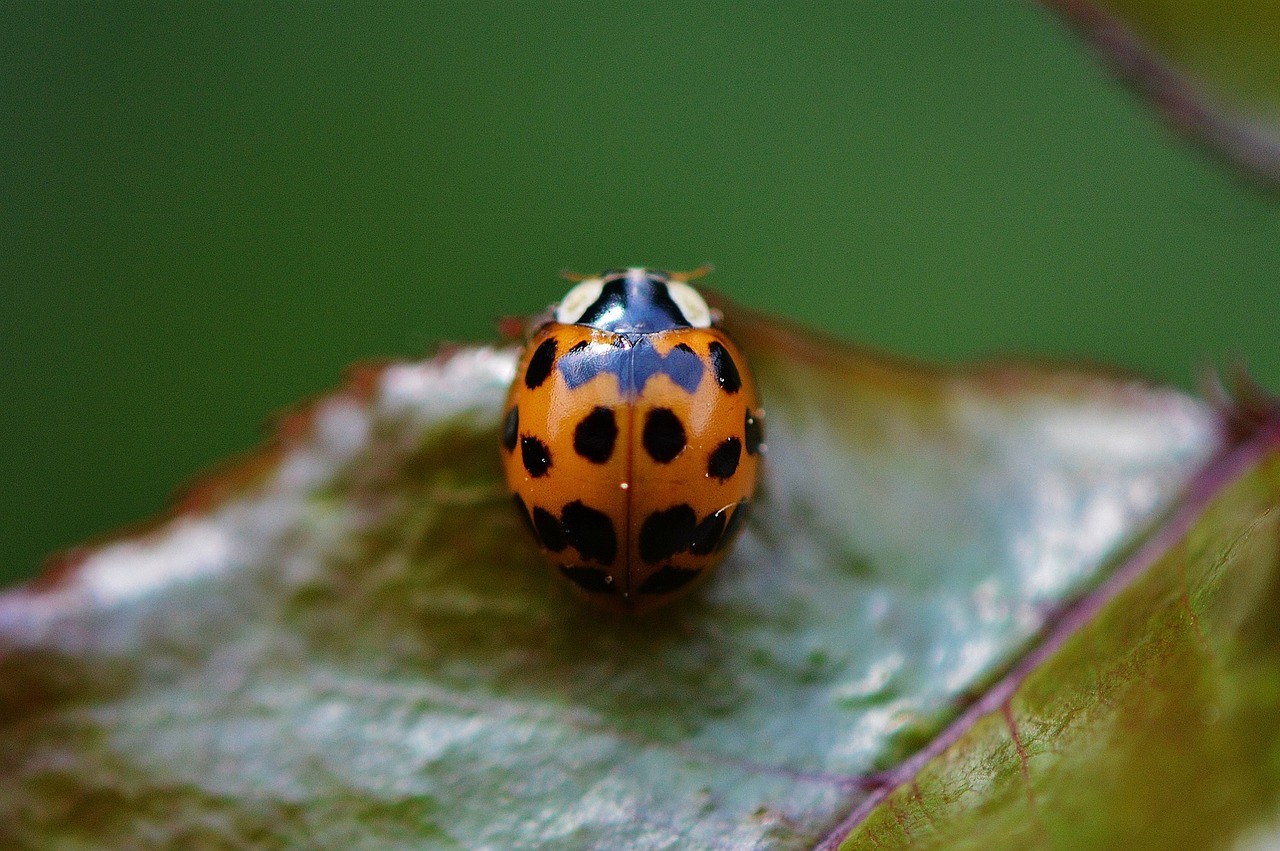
top-left (3, 2), bottom-right (1278, 585)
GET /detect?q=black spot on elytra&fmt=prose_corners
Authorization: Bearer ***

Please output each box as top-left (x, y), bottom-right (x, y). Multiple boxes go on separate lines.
top-left (639, 503), bottom-right (738, 564)
top-left (639, 504), bottom-right (697, 564)
top-left (717, 499), bottom-right (751, 552)
top-left (560, 565), bottom-right (617, 594)
top-left (567, 340), bottom-right (589, 354)
top-left (533, 506), bottom-right (567, 552)
top-left (709, 341), bottom-right (741, 393)
top-left (643, 408), bottom-right (686, 463)
top-left (561, 500), bottom-right (617, 564)
top-left (532, 501), bottom-right (617, 564)
top-left (524, 338), bottom-right (558, 389)
top-left (674, 343), bottom-right (695, 354)
top-left (573, 407), bottom-right (617, 463)
top-left (707, 437), bottom-right (741, 480)
top-left (688, 508), bottom-right (728, 555)
top-left (501, 407), bottom-right (519, 452)
top-left (511, 494), bottom-right (537, 539)
top-left (521, 436), bottom-right (552, 477)
top-left (637, 565), bottom-right (701, 595)
top-left (745, 409), bottom-right (764, 455)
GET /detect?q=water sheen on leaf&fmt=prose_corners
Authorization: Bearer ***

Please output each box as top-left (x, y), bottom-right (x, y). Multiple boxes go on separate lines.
top-left (834, 424), bottom-right (1280, 850)
top-left (0, 307), bottom-right (1221, 849)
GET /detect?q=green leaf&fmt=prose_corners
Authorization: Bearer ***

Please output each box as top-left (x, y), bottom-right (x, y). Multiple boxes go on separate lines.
top-left (0, 307), bottom-right (1225, 849)
top-left (832, 420), bottom-right (1280, 850)
top-left (1047, 0), bottom-right (1280, 187)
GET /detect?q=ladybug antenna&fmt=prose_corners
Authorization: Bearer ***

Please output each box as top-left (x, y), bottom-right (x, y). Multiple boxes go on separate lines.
top-left (559, 268), bottom-right (591, 283)
top-left (669, 263), bottom-right (714, 283)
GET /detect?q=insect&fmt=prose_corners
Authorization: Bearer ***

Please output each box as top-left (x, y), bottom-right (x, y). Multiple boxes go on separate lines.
top-left (500, 267), bottom-right (765, 613)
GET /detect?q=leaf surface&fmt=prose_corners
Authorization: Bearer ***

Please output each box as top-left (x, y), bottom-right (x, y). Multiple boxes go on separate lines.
top-left (0, 307), bottom-right (1222, 849)
top-left (832, 418), bottom-right (1280, 849)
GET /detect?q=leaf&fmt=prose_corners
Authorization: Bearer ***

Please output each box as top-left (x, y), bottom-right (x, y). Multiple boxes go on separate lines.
top-left (828, 417), bottom-right (1280, 850)
top-left (1045, 0), bottom-right (1280, 188)
top-left (0, 306), bottom-right (1223, 849)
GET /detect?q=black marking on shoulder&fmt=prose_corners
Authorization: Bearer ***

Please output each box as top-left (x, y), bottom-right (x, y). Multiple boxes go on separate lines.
top-left (707, 437), bottom-right (741, 480)
top-left (501, 407), bottom-right (519, 452)
top-left (575, 279), bottom-right (630, 329)
top-left (560, 565), bottom-right (617, 594)
top-left (521, 436), bottom-right (552, 477)
top-left (525, 338), bottom-right (558, 389)
top-left (557, 336), bottom-right (704, 397)
top-left (745, 409), bottom-right (764, 455)
top-left (637, 565), bottom-right (701, 595)
top-left (574, 406), bottom-right (618, 463)
top-left (640, 278), bottom-right (693, 331)
top-left (561, 500), bottom-right (617, 564)
top-left (643, 408), bottom-right (686, 463)
top-left (708, 341), bottom-right (742, 393)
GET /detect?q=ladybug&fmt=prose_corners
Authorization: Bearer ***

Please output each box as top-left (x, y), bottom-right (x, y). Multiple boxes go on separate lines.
top-left (500, 267), bottom-right (765, 613)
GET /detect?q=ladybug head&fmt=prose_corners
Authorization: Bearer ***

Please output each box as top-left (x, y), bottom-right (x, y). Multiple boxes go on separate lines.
top-left (555, 267), bottom-right (712, 333)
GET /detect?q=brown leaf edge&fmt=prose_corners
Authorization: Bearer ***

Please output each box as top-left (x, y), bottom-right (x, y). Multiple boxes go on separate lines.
top-left (1042, 0), bottom-right (1280, 191)
top-left (811, 381), bottom-right (1280, 850)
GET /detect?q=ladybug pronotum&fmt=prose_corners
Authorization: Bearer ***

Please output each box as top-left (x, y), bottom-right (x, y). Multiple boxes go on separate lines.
top-left (500, 267), bottom-right (765, 613)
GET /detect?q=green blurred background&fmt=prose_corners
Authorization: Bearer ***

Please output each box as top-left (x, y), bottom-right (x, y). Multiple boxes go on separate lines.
top-left (3, 3), bottom-right (1277, 588)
